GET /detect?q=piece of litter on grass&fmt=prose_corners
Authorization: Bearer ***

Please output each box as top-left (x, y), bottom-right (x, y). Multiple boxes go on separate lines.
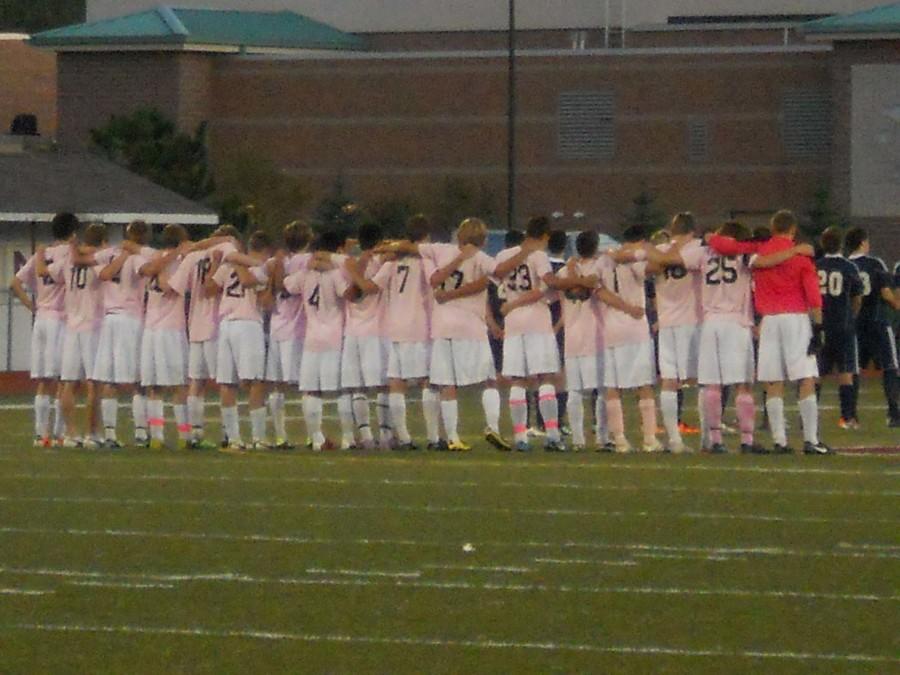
top-left (462, 543), bottom-right (475, 553)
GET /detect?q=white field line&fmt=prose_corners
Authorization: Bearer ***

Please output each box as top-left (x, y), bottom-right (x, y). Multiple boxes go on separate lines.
top-left (305, 568), bottom-right (421, 579)
top-left (534, 558), bottom-right (639, 567)
top-left (2, 473), bottom-right (897, 500)
top-left (8, 623), bottom-right (898, 664)
top-left (0, 565), bottom-right (894, 603)
top-left (1, 527), bottom-right (898, 562)
top-left (70, 581), bottom-right (175, 590)
top-left (0, 494), bottom-right (895, 524)
top-left (839, 542), bottom-right (900, 551)
top-left (632, 552), bottom-right (732, 562)
top-left (0, 587), bottom-right (53, 596)
top-left (422, 564), bottom-right (532, 574)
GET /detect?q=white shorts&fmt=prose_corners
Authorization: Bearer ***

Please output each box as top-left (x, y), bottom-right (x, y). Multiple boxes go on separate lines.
top-left (266, 338), bottom-right (302, 384)
top-left (387, 341), bottom-right (430, 381)
top-left (565, 353), bottom-right (603, 392)
top-left (217, 320), bottom-right (265, 385)
top-left (30, 315), bottom-right (65, 379)
top-left (60, 330), bottom-right (98, 382)
top-left (658, 324), bottom-right (700, 381)
top-left (604, 340), bottom-right (656, 389)
top-left (188, 340), bottom-right (218, 381)
top-left (140, 328), bottom-right (188, 387)
top-left (341, 335), bottom-right (387, 389)
top-left (93, 313), bottom-right (142, 384)
top-left (299, 349), bottom-right (341, 392)
top-left (757, 313), bottom-right (819, 383)
top-left (698, 319), bottom-right (755, 386)
top-left (502, 333), bottom-right (560, 378)
top-left (430, 338), bottom-right (496, 387)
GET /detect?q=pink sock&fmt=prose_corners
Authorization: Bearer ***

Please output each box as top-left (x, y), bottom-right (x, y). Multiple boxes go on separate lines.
top-left (736, 392), bottom-right (755, 445)
top-left (704, 387), bottom-right (723, 444)
top-left (638, 398), bottom-right (657, 444)
top-left (606, 398), bottom-right (624, 438)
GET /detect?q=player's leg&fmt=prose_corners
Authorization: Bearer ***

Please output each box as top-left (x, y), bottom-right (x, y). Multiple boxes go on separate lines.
top-left (265, 338), bottom-right (288, 447)
top-left (30, 319), bottom-right (53, 445)
top-left (171, 384), bottom-right (191, 448)
top-left (702, 384), bottom-right (724, 452)
top-left (248, 379), bottom-right (269, 448)
top-left (657, 327), bottom-right (682, 450)
top-left (877, 325), bottom-right (899, 426)
top-left (219, 383), bottom-right (243, 450)
top-left (336, 341), bottom-right (357, 449)
top-left (525, 333), bottom-right (562, 450)
top-left (605, 387), bottom-right (629, 453)
top-left (735, 383), bottom-right (761, 453)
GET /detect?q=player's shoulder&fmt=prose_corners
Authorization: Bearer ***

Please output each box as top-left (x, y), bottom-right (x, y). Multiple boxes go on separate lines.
top-left (495, 246), bottom-right (520, 262)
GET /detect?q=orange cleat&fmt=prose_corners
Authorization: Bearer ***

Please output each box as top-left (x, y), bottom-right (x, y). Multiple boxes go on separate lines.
top-left (678, 422), bottom-right (701, 435)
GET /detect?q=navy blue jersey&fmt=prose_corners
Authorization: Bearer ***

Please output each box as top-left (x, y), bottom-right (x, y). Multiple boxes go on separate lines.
top-left (850, 254), bottom-right (893, 324)
top-left (816, 255), bottom-right (862, 332)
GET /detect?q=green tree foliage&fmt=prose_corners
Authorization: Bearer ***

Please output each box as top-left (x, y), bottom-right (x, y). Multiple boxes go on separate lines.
top-left (0, 0), bottom-right (85, 33)
top-left (804, 186), bottom-right (846, 240)
top-left (313, 173), bottom-right (364, 239)
top-left (90, 107), bottom-right (213, 202)
top-left (623, 188), bottom-right (667, 233)
top-left (428, 177), bottom-right (499, 240)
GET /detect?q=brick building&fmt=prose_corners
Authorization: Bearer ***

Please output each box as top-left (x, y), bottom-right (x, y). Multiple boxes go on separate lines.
top-left (0, 34), bottom-right (56, 137)
top-left (31, 3), bottom-right (900, 258)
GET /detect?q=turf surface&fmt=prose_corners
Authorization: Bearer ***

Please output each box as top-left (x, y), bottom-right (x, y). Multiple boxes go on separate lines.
top-left (0, 381), bottom-right (896, 673)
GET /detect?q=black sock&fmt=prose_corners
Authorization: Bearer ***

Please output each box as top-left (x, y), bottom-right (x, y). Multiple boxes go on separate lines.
top-left (884, 370), bottom-right (900, 420)
top-left (838, 384), bottom-right (854, 421)
top-left (851, 374), bottom-right (861, 420)
top-left (677, 388), bottom-right (684, 424)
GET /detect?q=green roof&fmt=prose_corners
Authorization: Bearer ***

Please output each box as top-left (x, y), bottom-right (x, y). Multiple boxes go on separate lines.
top-left (30, 5), bottom-right (364, 51)
top-left (803, 2), bottom-right (900, 35)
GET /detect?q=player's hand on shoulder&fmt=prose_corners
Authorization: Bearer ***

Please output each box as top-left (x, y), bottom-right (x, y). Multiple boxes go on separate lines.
top-left (794, 243), bottom-right (815, 258)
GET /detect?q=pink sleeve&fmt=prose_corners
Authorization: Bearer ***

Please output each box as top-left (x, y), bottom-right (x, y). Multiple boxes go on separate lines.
top-left (680, 243), bottom-right (706, 271)
top-left (167, 255), bottom-right (192, 295)
top-left (15, 256), bottom-right (35, 287)
top-left (94, 248), bottom-right (116, 267)
top-left (283, 270), bottom-right (304, 296)
top-left (47, 259), bottom-right (66, 282)
top-left (251, 266), bottom-right (269, 286)
top-left (139, 246), bottom-right (157, 259)
top-left (333, 268), bottom-right (350, 296)
top-left (477, 251), bottom-right (497, 277)
top-left (534, 252), bottom-right (552, 280)
top-left (372, 262), bottom-right (393, 290)
top-left (211, 264), bottom-right (229, 288)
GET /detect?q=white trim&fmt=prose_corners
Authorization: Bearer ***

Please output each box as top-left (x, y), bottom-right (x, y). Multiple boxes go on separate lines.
top-left (41, 43), bottom-right (242, 53)
top-left (0, 33), bottom-right (29, 41)
top-left (632, 22), bottom-right (801, 33)
top-left (804, 32), bottom-right (900, 42)
top-left (0, 212), bottom-right (219, 225)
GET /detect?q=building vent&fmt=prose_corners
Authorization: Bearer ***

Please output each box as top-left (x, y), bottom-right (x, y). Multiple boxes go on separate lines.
top-left (558, 91), bottom-right (615, 161)
top-left (687, 118), bottom-right (709, 161)
top-left (782, 90), bottom-right (831, 159)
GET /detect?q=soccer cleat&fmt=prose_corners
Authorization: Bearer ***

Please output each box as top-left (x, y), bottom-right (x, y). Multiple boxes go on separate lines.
top-left (597, 441), bottom-right (616, 453)
top-left (133, 436), bottom-right (149, 448)
top-left (642, 439), bottom-right (664, 453)
top-left (544, 439), bottom-right (567, 453)
top-left (82, 437), bottom-right (102, 450)
top-left (426, 440), bottom-right (449, 452)
top-left (448, 440), bottom-right (472, 452)
top-left (613, 437), bottom-right (633, 454)
top-left (273, 438), bottom-right (296, 451)
top-left (514, 440), bottom-right (531, 452)
top-left (149, 439), bottom-right (165, 451)
top-left (32, 435), bottom-right (44, 448)
top-left (677, 422), bottom-right (700, 436)
top-left (708, 443), bottom-right (728, 455)
top-left (560, 424), bottom-right (572, 437)
top-left (889, 417), bottom-right (900, 429)
top-left (740, 443), bottom-right (769, 455)
top-left (250, 441), bottom-right (271, 451)
top-left (176, 439), bottom-right (190, 451)
top-left (571, 444), bottom-right (585, 453)
top-left (838, 417), bottom-right (853, 430)
top-left (772, 444), bottom-right (794, 455)
top-left (527, 427), bottom-right (545, 438)
top-left (190, 438), bottom-right (218, 451)
top-left (313, 438), bottom-right (338, 452)
top-left (104, 439), bottom-right (124, 450)
top-left (668, 440), bottom-right (688, 455)
top-left (61, 436), bottom-right (82, 448)
top-left (484, 428), bottom-right (512, 452)
top-left (396, 441), bottom-right (420, 452)
top-left (220, 442), bottom-right (247, 455)
top-left (803, 441), bottom-right (832, 455)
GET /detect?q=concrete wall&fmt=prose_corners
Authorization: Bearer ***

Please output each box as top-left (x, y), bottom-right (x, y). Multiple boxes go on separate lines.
top-left (0, 37), bottom-right (56, 137)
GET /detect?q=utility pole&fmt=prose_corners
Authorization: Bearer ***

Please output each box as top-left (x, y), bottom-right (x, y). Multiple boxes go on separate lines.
top-left (506, 0), bottom-right (517, 229)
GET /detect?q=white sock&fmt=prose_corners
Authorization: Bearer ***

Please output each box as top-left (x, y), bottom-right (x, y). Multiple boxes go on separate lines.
top-left (101, 398), bottom-right (118, 440)
top-left (173, 404), bottom-right (190, 440)
top-left (132, 394), bottom-right (148, 441)
top-left (510, 386), bottom-right (528, 443)
top-left (221, 406), bottom-right (241, 444)
top-left (52, 398), bottom-right (65, 438)
top-left (538, 384), bottom-right (560, 442)
top-left (482, 388), bottom-right (501, 434)
top-left (660, 390), bottom-right (681, 446)
top-left (568, 391), bottom-right (585, 447)
top-left (766, 396), bottom-right (787, 447)
top-left (352, 394), bottom-right (373, 442)
top-left (187, 395), bottom-right (205, 439)
top-left (376, 392), bottom-right (393, 443)
top-left (698, 389), bottom-right (708, 449)
top-left (268, 392), bottom-right (286, 440)
top-left (422, 388), bottom-right (440, 444)
top-left (302, 395), bottom-right (325, 446)
top-left (441, 399), bottom-right (459, 443)
top-left (798, 395), bottom-right (819, 445)
top-left (595, 390), bottom-right (608, 445)
top-left (34, 394), bottom-right (51, 438)
top-left (250, 406), bottom-right (267, 443)
top-left (338, 394), bottom-right (355, 445)
top-left (389, 393), bottom-right (410, 443)
top-left (147, 399), bottom-right (165, 441)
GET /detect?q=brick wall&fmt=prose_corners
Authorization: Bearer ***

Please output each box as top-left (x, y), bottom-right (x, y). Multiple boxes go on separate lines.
top-left (0, 38), bottom-right (56, 137)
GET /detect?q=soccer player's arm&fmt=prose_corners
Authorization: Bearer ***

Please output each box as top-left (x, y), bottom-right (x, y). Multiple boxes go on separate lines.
top-left (485, 297), bottom-right (504, 339)
top-left (849, 268), bottom-right (864, 316)
top-left (500, 288), bottom-right (544, 316)
top-left (707, 234), bottom-right (758, 257)
top-left (223, 250), bottom-right (263, 269)
top-left (183, 235), bottom-right (236, 254)
top-left (751, 243), bottom-right (814, 269)
top-left (800, 259), bottom-right (825, 353)
top-left (595, 286), bottom-right (644, 319)
top-left (642, 243), bottom-right (682, 275)
top-left (205, 255), bottom-right (227, 298)
top-left (139, 248), bottom-right (179, 278)
top-left (880, 278), bottom-right (900, 310)
top-left (98, 248), bottom-right (130, 282)
top-left (435, 276), bottom-right (490, 304)
top-left (9, 271), bottom-right (34, 313)
top-left (493, 244), bottom-right (535, 279)
top-left (345, 253), bottom-right (380, 296)
top-left (235, 263), bottom-right (266, 289)
top-left (430, 244), bottom-right (479, 289)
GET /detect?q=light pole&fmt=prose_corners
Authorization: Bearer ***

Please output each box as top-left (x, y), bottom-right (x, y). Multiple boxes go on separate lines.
top-left (506, 0), bottom-right (517, 229)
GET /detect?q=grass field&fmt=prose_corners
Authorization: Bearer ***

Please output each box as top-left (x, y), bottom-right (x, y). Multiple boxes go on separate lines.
top-left (0, 380), bottom-right (896, 673)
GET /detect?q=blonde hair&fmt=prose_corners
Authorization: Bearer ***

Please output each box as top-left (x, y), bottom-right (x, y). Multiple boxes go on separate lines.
top-left (457, 217), bottom-right (487, 247)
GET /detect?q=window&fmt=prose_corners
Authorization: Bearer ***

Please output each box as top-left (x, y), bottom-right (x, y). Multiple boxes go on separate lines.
top-left (687, 118), bottom-right (709, 162)
top-left (782, 90), bottom-right (831, 159)
top-left (558, 91), bottom-right (615, 160)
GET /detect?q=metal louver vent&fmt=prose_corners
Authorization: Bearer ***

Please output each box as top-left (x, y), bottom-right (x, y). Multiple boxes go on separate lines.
top-left (558, 91), bottom-right (615, 160)
top-left (687, 118), bottom-right (709, 162)
top-left (783, 90), bottom-right (831, 159)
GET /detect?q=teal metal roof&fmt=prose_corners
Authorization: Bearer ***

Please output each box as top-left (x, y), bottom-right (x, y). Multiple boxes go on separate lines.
top-left (803, 2), bottom-right (900, 35)
top-left (31, 5), bottom-right (364, 50)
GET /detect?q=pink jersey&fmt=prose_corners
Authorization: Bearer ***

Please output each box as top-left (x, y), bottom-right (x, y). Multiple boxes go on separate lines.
top-left (559, 258), bottom-right (604, 357)
top-left (600, 258), bottom-right (650, 348)
top-left (144, 253), bottom-right (187, 331)
top-left (213, 262), bottom-right (268, 324)
top-left (285, 263), bottom-right (348, 352)
top-left (420, 243), bottom-right (496, 341)
top-left (269, 252), bottom-right (309, 342)
top-left (48, 255), bottom-right (103, 333)
top-left (344, 256), bottom-right (385, 338)
top-left (654, 238), bottom-right (703, 329)
top-left (372, 256), bottom-right (434, 343)
top-left (15, 243), bottom-right (70, 321)
top-left (682, 246), bottom-right (754, 327)
top-left (95, 247), bottom-right (147, 319)
top-left (494, 247), bottom-right (553, 337)
top-left (168, 242), bottom-right (238, 342)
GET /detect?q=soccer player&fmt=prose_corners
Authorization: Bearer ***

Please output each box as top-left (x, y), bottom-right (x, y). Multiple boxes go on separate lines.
top-left (846, 227), bottom-right (900, 428)
top-left (90, 220), bottom-right (151, 447)
top-left (815, 226), bottom-right (864, 429)
top-left (266, 221), bottom-right (312, 448)
top-left (284, 230), bottom-right (349, 451)
top-left (709, 210), bottom-right (829, 454)
top-left (341, 223), bottom-right (390, 450)
top-left (10, 212), bottom-right (78, 446)
top-left (167, 225), bottom-right (243, 449)
top-left (493, 216), bottom-right (570, 452)
top-left (206, 231), bottom-right (273, 451)
top-left (370, 215), bottom-right (440, 450)
top-left (37, 223), bottom-right (107, 447)
top-left (557, 230), bottom-right (644, 450)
